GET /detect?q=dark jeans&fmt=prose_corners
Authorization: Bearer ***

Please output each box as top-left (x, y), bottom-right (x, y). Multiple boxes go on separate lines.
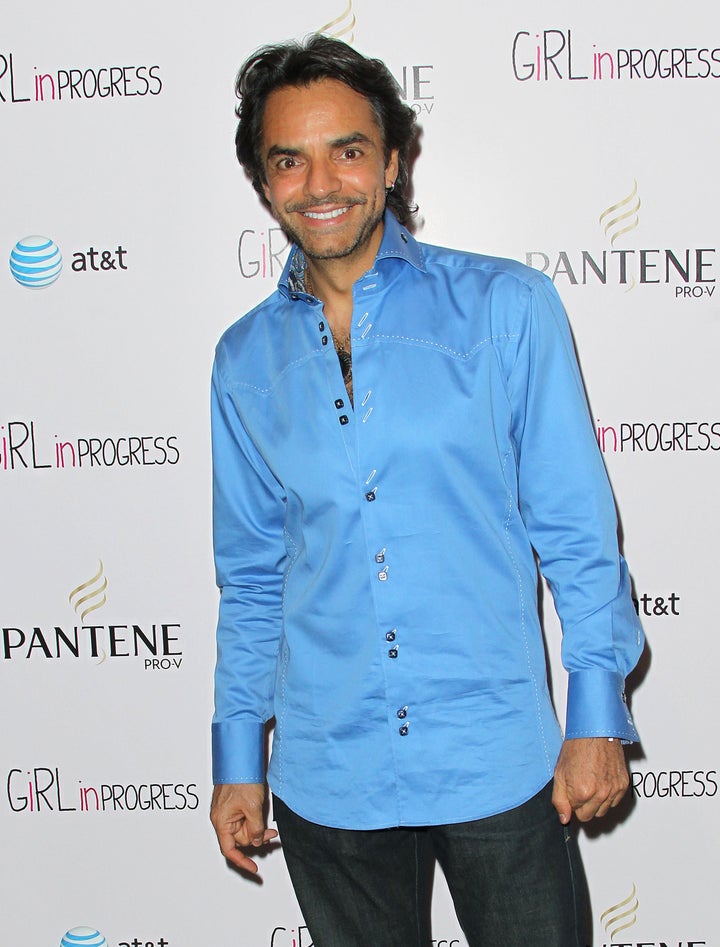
top-left (273, 781), bottom-right (587, 947)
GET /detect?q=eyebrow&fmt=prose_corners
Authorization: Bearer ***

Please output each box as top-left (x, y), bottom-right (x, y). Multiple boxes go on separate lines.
top-left (265, 132), bottom-right (375, 162)
top-left (330, 132), bottom-right (374, 149)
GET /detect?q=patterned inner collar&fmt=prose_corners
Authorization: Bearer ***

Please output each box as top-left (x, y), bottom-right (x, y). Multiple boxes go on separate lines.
top-left (287, 247), bottom-right (309, 295)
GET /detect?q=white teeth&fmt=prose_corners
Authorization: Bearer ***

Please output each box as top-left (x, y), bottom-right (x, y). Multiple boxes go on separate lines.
top-left (302, 207), bottom-right (350, 220)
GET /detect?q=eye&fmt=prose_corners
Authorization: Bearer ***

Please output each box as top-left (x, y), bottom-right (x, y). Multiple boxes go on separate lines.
top-left (341, 147), bottom-right (362, 160)
top-left (276, 156), bottom-right (298, 170)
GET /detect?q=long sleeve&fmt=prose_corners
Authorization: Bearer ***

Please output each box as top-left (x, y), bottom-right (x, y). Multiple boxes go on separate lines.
top-left (207, 218), bottom-right (644, 828)
top-left (210, 348), bottom-right (287, 783)
top-left (506, 274), bottom-right (644, 741)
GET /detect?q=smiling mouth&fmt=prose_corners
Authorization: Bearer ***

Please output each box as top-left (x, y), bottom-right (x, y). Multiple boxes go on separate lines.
top-left (301, 206), bottom-right (352, 221)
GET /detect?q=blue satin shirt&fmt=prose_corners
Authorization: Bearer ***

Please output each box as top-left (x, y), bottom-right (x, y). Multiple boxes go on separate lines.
top-left (211, 212), bottom-right (643, 829)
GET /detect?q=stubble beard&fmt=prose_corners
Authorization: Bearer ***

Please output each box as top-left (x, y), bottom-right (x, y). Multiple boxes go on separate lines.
top-left (278, 194), bottom-right (385, 263)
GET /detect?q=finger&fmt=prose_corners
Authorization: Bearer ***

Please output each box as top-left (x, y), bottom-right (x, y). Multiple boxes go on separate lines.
top-left (246, 814), bottom-right (269, 847)
top-left (551, 783), bottom-right (573, 825)
top-left (218, 826), bottom-right (263, 873)
top-left (226, 847), bottom-right (260, 873)
top-left (590, 798), bottom-right (613, 819)
top-left (574, 790), bottom-right (613, 821)
top-left (609, 785), bottom-right (629, 809)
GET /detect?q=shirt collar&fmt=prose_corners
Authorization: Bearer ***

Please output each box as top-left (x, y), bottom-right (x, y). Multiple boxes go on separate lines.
top-left (278, 211), bottom-right (426, 299)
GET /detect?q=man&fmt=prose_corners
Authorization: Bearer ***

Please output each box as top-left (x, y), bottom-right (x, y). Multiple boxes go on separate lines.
top-left (210, 34), bottom-right (644, 947)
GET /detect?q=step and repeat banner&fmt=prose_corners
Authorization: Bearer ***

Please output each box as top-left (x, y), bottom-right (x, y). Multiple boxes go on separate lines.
top-left (2, 1), bottom-right (718, 944)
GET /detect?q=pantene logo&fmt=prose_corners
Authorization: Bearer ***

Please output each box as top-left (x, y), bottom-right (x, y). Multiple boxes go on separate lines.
top-left (526, 180), bottom-right (716, 298)
top-left (598, 883), bottom-right (707, 946)
top-left (316, 1), bottom-right (356, 44)
top-left (2, 561), bottom-right (183, 671)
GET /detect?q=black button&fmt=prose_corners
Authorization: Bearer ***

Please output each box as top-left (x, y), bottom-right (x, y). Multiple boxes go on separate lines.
top-left (397, 706), bottom-right (408, 719)
top-left (401, 233), bottom-right (408, 243)
top-left (339, 415), bottom-right (349, 425)
top-left (290, 294), bottom-right (298, 300)
top-left (322, 335), bottom-right (328, 345)
top-left (388, 647), bottom-right (398, 658)
top-left (399, 724), bottom-right (409, 736)
top-left (319, 321), bottom-right (325, 331)
top-left (385, 630), bottom-right (396, 642)
top-left (365, 490), bottom-right (376, 501)
top-left (334, 398), bottom-right (344, 409)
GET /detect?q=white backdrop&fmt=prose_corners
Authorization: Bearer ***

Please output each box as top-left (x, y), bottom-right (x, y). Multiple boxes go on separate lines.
top-left (1, 2), bottom-right (718, 945)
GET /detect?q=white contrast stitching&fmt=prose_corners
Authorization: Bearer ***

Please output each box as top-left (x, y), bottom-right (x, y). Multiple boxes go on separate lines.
top-left (367, 332), bottom-right (519, 360)
top-left (500, 448), bottom-right (551, 771)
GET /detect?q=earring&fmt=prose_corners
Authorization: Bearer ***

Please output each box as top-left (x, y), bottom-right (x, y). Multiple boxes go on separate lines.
top-left (386, 181), bottom-right (395, 194)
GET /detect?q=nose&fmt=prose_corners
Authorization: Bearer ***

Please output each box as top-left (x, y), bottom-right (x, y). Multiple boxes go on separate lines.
top-left (304, 157), bottom-right (341, 200)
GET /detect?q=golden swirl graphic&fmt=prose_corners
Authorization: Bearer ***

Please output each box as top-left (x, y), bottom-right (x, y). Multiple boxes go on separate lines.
top-left (68, 561), bottom-right (108, 622)
top-left (600, 883), bottom-right (639, 941)
top-left (317, 0), bottom-right (356, 43)
top-left (599, 180), bottom-right (641, 247)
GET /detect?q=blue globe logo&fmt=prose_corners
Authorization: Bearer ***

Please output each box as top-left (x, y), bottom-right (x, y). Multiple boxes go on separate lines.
top-left (60, 927), bottom-right (107, 947)
top-left (9, 235), bottom-right (63, 288)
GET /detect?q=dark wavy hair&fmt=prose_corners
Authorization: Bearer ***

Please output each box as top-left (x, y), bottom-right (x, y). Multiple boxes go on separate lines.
top-left (235, 35), bottom-right (418, 223)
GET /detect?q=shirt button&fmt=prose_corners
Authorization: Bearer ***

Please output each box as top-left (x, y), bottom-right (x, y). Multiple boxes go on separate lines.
top-left (397, 706), bottom-right (408, 719)
top-left (319, 321), bottom-right (325, 331)
top-left (385, 630), bottom-right (396, 642)
top-left (339, 415), bottom-right (349, 425)
top-left (377, 567), bottom-right (388, 581)
top-left (335, 398), bottom-right (344, 409)
top-left (388, 647), bottom-right (398, 658)
top-left (322, 336), bottom-right (328, 345)
top-left (365, 489), bottom-right (376, 501)
top-left (399, 723), bottom-right (409, 736)
top-left (375, 548), bottom-right (386, 563)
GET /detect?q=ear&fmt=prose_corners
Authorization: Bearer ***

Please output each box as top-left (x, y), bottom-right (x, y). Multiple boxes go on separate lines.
top-left (385, 149), bottom-right (399, 189)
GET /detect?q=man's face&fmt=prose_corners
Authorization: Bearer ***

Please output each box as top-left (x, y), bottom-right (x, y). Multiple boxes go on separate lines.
top-left (260, 78), bottom-right (399, 265)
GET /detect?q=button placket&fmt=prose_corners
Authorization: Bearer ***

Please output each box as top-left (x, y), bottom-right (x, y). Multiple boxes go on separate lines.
top-left (354, 298), bottom-right (408, 739)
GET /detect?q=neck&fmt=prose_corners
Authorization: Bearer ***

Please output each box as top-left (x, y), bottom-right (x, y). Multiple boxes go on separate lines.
top-left (305, 217), bottom-right (385, 312)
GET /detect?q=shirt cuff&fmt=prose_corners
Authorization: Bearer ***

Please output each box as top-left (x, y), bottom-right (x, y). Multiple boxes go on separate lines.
top-left (565, 668), bottom-right (639, 743)
top-left (211, 720), bottom-right (265, 784)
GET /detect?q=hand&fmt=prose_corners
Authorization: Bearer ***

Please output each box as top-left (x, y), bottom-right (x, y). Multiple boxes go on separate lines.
top-left (552, 737), bottom-right (629, 824)
top-left (210, 782), bottom-right (279, 874)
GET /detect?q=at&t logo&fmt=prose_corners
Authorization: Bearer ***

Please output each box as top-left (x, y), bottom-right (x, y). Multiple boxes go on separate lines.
top-left (9, 235), bottom-right (62, 287)
top-left (8, 236), bottom-right (129, 287)
top-left (61, 929), bottom-right (170, 947)
top-left (61, 929), bottom-right (107, 947)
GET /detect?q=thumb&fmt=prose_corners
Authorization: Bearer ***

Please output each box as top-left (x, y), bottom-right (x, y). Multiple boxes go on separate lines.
top-left (245, 805), bottom-right (268, 846)
top-left (552, 781), bottom-right (572, 825)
